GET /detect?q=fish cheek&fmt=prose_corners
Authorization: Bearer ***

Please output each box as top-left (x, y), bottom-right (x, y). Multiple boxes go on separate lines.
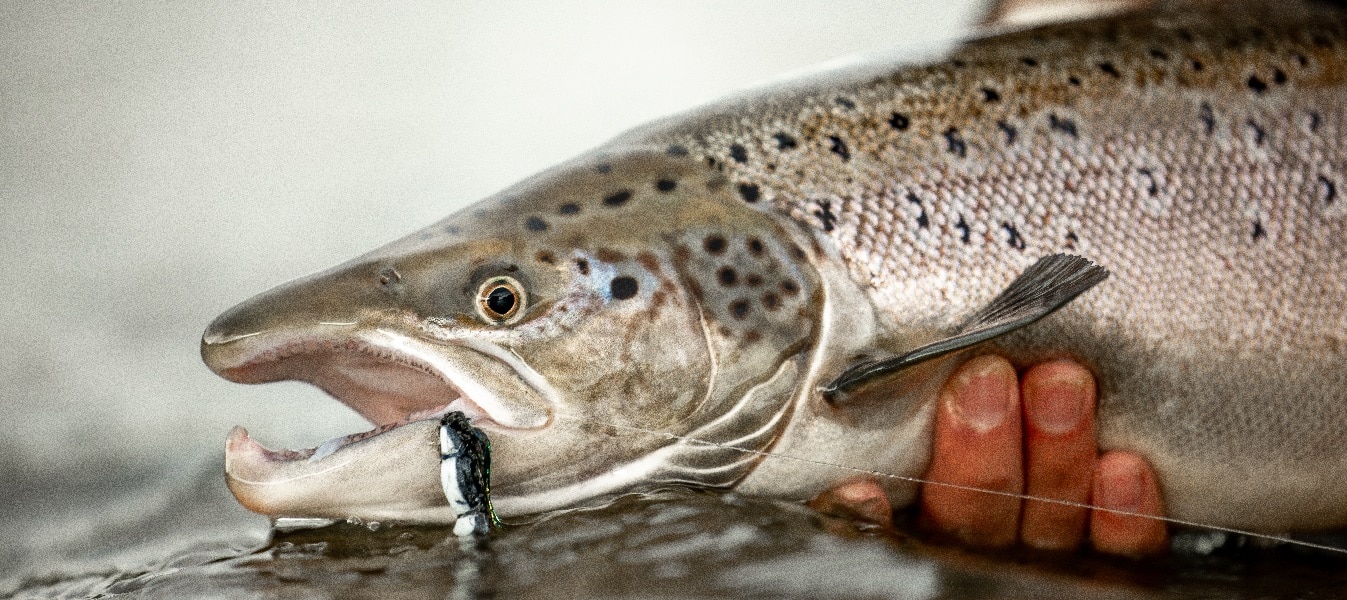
top-left (524, 283), bottom-right (714, 431)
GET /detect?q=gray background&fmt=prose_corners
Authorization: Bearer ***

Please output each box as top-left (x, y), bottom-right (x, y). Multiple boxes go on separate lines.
top-left (1, 0), bottom-right (979, 547)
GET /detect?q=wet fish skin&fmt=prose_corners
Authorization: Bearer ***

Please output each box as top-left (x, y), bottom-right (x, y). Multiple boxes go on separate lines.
top-left (203, 1), bottom-right (1347, 531)
top-left (643, 0), bottom-right (1347, 531)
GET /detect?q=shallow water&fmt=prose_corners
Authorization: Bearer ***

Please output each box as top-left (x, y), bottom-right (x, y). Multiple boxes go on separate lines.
top-left (6, 461), bottom-right (1347, 600)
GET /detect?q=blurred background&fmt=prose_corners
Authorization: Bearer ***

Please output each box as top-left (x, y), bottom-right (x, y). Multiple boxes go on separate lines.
top-left (1, 0), bottom-right (980, 577)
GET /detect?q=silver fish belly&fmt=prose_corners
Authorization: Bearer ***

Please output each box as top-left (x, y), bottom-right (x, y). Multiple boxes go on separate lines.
top-left (203, 1), bottom-right (1347, 532)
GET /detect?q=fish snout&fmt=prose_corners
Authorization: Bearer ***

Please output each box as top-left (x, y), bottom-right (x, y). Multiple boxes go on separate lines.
top-left (201, 264), bottom-right (395, 381)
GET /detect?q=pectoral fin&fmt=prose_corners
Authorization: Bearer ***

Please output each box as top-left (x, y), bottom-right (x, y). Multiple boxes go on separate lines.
top-left (821, 254), bottom-right (1108, 402)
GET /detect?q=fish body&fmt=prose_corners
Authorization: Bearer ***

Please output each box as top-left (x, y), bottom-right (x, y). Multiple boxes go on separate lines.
top-left (203, 1), bottom-right (1347, 532)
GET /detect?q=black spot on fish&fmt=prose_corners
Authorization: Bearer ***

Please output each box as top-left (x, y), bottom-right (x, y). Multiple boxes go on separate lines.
top-left (1002, 222), bottom-right (1026, 250)
top-left (738, 183), bottom-right (761, 203)
top-left (761, 292), bottom-right (782, 311)
top-left (525, 216), bottom-right (548, 232)
top-left (1199, 102), bottom-right (1215, 134)
top-left (1247, 74), bottom-right (1268, 94)
top-left (1065, 231), bottom-right (1079, 249)
top-left (745, 274), bottom-right (764, 287)
top-left (1191, 59), bottom-right (1204, 71)
top-left (1320, 175), bottom-right (1338, 204)
top-left (611, 276), bottom-right (639, 300)
top-left (1068, 75), bottom-right (1082, 86)
top-left (666, 144), bottom-right (689, 156)
top-left (535, 251), bottom-right (556, 264)
top-left (834, 96), bottom-right (856, 109)
top-left (997, 121), bottom-right (1018, 145)
top-left (944, 128), bottom-right (967, 158)
top-left (1149, 48), bottom-right (1169, 60)
top-left (1309, 111), bottom-right (1322, 133)
top-left (718, 267), bottom-right (738, 287)
top-left (729, 144), bottom-right (748, 164)
top-left (955, 215), bottom-right (970, 244)
top-left (1021, 57), bottom-right (1039, 67)
top-left (1273, 68), bottom-right (1288, 85)
top-left (1247, 120), bottom-right (1267, 145)
top-left (656, 179), bottom-right (677, 192)
top-left (1252, 219), bottom-right (1266, 241)
top-left (747, 237), bottom-right (765, 256)
top-left (575, 259), bottom-right (590, 275)
top-left (1098, 62), bottom-right (1121, 78)
top-left (828, 136), bottom-right (850, 161)
top-left (1295, 53), bottom-right (1309, 67)
top-left (1313, 35), bottom-right (1332, 49)
top-left (889, 112), bottom-right (911, 131)
top-left (951, 59), bottom-right (967, 68)
top-left (814, 200), bottom-right (837, 232)
top-left (780, 280), bottom-right (800, 296)
top-left (604, 190), bottom-right (632, 207)
top-left (1049, 114), bottom-right (1079, 138)
top-left (981, 87), bottom-right (1001, 102)
top-left (773, 132), bottom-right (798, 150)
top-left (559, 203), bottom-right (581, 215)
top-left (595, 163), bottom-right (613, 174)
top-left (906, 193), bottom-right (929, 229)
top-left (729, 299), bottom-right (751, 320)
top-left (704, 235), bottom-right (727, 254)
top-left (1177, 28), bottom-right (1194, 43)
top-left (1138, 168), bottom-right (1159, 196)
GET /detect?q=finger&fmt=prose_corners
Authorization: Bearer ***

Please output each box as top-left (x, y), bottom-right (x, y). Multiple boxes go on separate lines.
top-left (1090, 451), bottom-right (1169, 557)
top-left (1019, 360), bottom-right (1097, 551)
top-left (808, 476), bottom-right (893, 528)
top-left (920, 354), bottom-right (1023, 548)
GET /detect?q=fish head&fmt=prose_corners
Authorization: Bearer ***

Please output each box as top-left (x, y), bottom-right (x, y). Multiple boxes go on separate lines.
top-left (202, 149), bottom-right (829, 522)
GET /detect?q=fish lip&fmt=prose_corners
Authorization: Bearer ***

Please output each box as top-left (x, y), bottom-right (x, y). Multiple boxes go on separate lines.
top-left (204, 325), bottom-right (553, 433)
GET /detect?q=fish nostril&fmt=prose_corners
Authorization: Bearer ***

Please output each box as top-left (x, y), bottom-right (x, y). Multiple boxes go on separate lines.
top-left (377, 267), bottom-right (402, 289)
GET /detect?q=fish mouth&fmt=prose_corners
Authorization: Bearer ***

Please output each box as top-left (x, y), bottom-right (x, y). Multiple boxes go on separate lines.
top-left (203, 326), bottom-right (554, 521)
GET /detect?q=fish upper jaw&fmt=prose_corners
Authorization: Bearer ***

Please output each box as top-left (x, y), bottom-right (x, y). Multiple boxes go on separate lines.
top-left (202, 323), bottom-right (553, 432)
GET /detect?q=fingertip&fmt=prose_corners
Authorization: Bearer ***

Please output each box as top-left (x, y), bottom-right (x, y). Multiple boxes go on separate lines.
top-left (922, 354), bottom-right (1022, 548)
top-left (1019, 360), bottom-right (1096, 551)
top-left (1022, 360), bottom-right (1095, 435)
top-left (1090, 451), bottom-right (1169, 557)
top-left (809, 477), bottom-right (894, 528)
top-left (943, 355), bottom-right (1019, 433)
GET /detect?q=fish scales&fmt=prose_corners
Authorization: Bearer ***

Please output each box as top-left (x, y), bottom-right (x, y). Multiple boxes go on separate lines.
top-left (202, 0), bottom-right (1347, 533)
top-left (619, 2), bottom-right (1347, 528)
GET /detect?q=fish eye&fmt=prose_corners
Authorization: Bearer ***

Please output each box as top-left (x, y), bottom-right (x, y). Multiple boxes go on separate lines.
top-left (476, 276), bottom-right (525, 323)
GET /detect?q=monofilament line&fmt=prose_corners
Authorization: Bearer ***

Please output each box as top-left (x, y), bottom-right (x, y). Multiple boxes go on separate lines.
top-left (555, 412), bottom-right (1347, 555)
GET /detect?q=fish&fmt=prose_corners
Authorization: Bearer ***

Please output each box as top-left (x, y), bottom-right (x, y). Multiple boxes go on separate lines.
top-left (202, 0), bottom-right (1347, 533)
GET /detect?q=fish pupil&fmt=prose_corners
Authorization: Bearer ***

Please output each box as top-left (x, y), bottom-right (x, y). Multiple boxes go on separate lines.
top-left (486, 286), bottom-right (516, 316)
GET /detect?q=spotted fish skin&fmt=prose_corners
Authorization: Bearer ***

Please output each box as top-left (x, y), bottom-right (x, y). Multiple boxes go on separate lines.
top-left (613, 1), bottom-right (1347, 531)
top-left (203, 1), bottom-right (1347, 532)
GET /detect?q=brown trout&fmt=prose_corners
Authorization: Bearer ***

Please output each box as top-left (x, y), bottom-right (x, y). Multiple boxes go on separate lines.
top-left (202, 0), bottom-right (1347, 532)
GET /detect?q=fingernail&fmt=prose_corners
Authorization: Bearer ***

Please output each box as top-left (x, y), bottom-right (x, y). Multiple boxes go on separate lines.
top-left (1027, 366), bottom-right (1090, 435)
top-left (1097, 458), bottom-right (1144, 512)
top-left (945, 356), bottom-right (1014, 433)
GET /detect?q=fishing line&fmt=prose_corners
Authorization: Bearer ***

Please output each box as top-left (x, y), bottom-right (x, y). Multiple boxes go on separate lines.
top-left (554, 411), bottom-right (1347, 555)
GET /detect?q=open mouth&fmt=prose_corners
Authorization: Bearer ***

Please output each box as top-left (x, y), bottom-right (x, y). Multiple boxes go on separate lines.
top-left (202, 328), bottom-right (553, 521)
top-left (215, 336), bottom-right (489, 453)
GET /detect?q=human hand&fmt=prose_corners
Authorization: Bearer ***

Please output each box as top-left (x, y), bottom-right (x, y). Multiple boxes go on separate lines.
top-left (811, 355), bottom-right (1168, 557)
